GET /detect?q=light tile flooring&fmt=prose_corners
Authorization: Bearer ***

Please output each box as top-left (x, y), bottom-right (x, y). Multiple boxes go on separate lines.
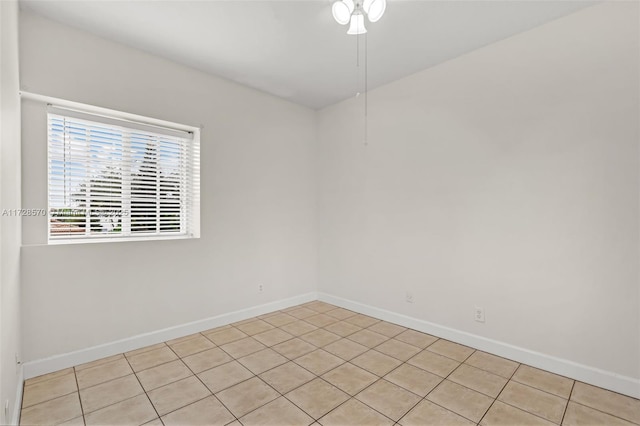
top-left (20, 301), bottom-right (640, 426)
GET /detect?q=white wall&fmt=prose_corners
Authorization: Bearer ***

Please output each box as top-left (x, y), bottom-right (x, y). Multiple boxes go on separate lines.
top-left (317, 2), bottom-right (639, 382)
top-left (19, 11), bottom-right (318, 362)
top-left (0, 0), bottom-right (23, 423)
top-left (16, 0), bottom-right (640, 398)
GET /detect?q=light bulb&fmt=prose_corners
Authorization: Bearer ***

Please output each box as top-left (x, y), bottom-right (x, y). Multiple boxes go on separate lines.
top-left (347, 13), bottom-right (367, 35)
top-left (332, 1), bottom-right (351, 25)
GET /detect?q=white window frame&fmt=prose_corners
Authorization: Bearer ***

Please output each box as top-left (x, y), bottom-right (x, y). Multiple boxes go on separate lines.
top-left (46, 101), bottom-right (200, 244)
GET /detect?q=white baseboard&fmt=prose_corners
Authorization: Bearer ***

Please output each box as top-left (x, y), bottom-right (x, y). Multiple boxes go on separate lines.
top-left (318, 292), bottom-right (640, 399)
top-left (23, 292), bottom-right (317, 380)
top-left (11, 365), bottom-right (23, 426)
top-left (21, 290), bottom-right (640, 399)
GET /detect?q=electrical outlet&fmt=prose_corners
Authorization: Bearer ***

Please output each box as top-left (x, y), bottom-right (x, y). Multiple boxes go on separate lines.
top-left (259, 284), bottom-right (263, 293)
top-left (474, 306), bottom-right (485, 323)
top-left (405, 292), bottom-right (414, 303)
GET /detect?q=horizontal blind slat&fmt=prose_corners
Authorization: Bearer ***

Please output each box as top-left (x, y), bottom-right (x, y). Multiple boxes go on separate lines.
top-left (48, 110), bottom-right (199, 242)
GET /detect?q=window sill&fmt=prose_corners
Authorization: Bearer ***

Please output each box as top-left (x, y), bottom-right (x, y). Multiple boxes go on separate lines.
top-left (47, 233), bottom-right (199, 245)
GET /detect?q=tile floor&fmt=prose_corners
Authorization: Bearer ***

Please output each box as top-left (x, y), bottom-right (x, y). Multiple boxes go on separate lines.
top-left (20, 301), bottom-right (640, 426)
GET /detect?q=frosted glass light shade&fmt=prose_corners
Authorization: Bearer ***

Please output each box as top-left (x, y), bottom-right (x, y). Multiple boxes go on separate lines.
top-left (332, 1), bottom-right (351, 25)
top-left (363, 0), bottom-right (386, 22)
top-left (347, 13), bottom-right (367, 35)
top-left (343, 0), bottom-right (355, 14)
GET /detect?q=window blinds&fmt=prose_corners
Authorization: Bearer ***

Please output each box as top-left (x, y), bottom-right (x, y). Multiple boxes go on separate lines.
top-left (48, 106), bottom-right (200, 242)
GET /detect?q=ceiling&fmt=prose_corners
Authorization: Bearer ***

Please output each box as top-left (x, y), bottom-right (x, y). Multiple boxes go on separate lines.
top-left (20, 0), bottom-right (594, 109)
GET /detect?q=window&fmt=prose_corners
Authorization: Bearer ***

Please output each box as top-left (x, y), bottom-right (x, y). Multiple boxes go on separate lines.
top-left (48, 106), bottom-right (200, 243)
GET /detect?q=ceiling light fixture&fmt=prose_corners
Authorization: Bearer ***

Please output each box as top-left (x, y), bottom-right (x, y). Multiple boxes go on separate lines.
top-left (332, 0), bottom-right (386, 34)
top-left (347, 12), bottom-right (367, 35)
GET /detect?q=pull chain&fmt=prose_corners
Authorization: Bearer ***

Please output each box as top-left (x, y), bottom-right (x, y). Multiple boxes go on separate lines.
top-left (364, 32), bottom-right (368, 147)
top-left (355, 23), bottom-right (368, 146)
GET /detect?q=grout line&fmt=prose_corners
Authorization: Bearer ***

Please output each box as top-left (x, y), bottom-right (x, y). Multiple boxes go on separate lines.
top-left (200, 324), bottom-right (233, 336)
top-left (344, 331), bottom-right (391, 349)
top-left (166, 332), bottom-right (202, 345)
top-left (163, 344), bottom-right (240, 424)
top-left (480, 369), bottom-right (582, 425)
top-left (476, 354), bottom-right (520, 425)
top-left (76, 371), bottom-right (136, 394)
top-left (391, 380), bottom-right (442, 425)
top-left (509, 376), bottom-right (574, 400)
top-left (289, 349), bottom-right (349, 377)
top-left (124, 342), bottom-right (168, 359)
top-left (392, 359), bottom-right (467, 424)
top-left (23, 368), bottom-right (76, 388)
top-left (516, 363), bottom-right (577, 382)
top-left (319, 386), bottom-right (399, 424)
top-left (309, 397), bottom-right (351, 424)
top-left (280, 388), bottom-right (319, 422)
top-left (495, 399), bottom-right (563, 425)
top-left (418, 398), bottom-right (478, 424)
top-left (323, 342), bottom-right (368, 361)
top-left (351, 376), bottom-right (425, 423)
top-left (154, 394), bottom-right (217, 422)
top-left (204, 334), bottom-right (250, 348)
top-left (164, 333), bottom-right (218, 357)
top-left (74, 354), bottom-right (126, 373)
top-left (19, 388), bottom-right (79, 412)
top-left (564, 399), bottom-right (640, 425)
top-left (206, 324), bottom-right (306, 420)
top-left (227, 376), bottom-right (288, 422)
top-left (368, 345), bottom-right (417, 365)
top-left (571, 379), bottom-right (640, 401)
top-left (16, 381), bottom-right (25, 425)
top-left (262, 316), bottom-right (357, 422)
top-left (464, 353), bottom-right (521, 379)
top-left (77, 382), bottom-right (146, 415)
top-left (122, 350), bottom-right (163, 423)
top-left (72, 369), bottom-right (87, 426)
top-left (416, 347), bottom-right (488, 424)
top-left (445, 363), bottom-right (507, 399)
top-left (422, 342), bottom-right (474, 364)
top-left (209, 376), bottom-right (255, 423)
top-left (73, 369), bottom-right (158, 421)
top-left (130, 358), bottom-right (184, 377)
top-left (281, 376), bottom-right (351, 423)
top-left (76, 356), bottom-right (129, 378)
